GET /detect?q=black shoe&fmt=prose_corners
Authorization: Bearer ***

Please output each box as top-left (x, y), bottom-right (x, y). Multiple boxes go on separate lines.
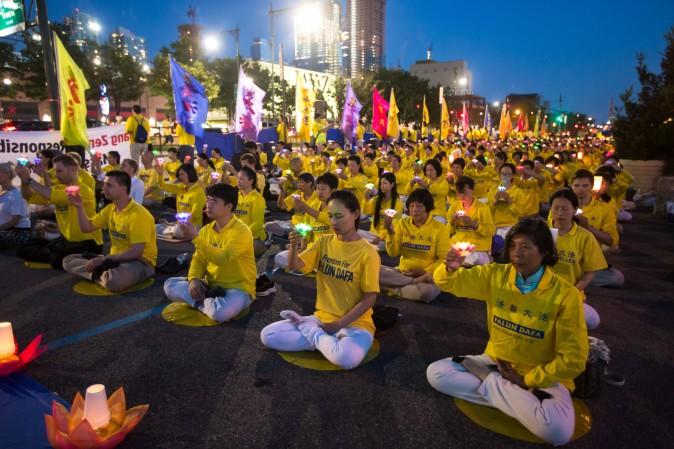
top-left (256, 273), bottom-right (271, 286)
top-left (256, 279), bottom-right (276, 297)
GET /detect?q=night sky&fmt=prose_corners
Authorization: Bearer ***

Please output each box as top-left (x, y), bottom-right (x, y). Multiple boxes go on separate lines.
top-left (45, 0), bottom-right (674, 121)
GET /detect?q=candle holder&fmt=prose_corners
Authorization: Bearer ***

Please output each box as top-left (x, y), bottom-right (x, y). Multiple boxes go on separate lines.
top-left (365, 183), bottom-right (375, 191)
top-left (175, 212), bottom-right (191, 224)
top-left (384, 209), bottom-right (397, 218)
top-left (184, 156), bottom-right (192, 163)
top-left (34, 157), bottom-right (42, 165)
top-left (65, 186), bottom-right (80, 196)
top-left (44, 386), bottom-right (149, 449)
top-left (592, 176), bottom-right (603, 192)
top-left (576, 208), bottom-right (583, 215)
top-left (0, 322), bottom-right (45, 377)
top-left (550, 228), bottom-right (559, 244)
top-left (452, 241), bottom-right (476, 257)
top-left (210, 172), bottom-right (220, 181)
top-left (456, 210), bottom-right (466, 217)
top-left (155, 158), bottom-right (164, 167)
top-left (294, 223), bottom-right (313, 238)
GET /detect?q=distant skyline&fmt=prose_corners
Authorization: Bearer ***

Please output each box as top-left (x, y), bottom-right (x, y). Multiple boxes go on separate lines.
top-left (36, 1), bottom-right (674, 121)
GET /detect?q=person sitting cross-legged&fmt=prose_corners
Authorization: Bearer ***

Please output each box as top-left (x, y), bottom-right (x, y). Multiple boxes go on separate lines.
top-left (63, 171), bottom-right (157, 292)
top-left (260, 190), bottom-right (380, 370)
top-left (164, 183), bottom-right (256, 323)
top-left (428, 218), bottom-right (588, 447)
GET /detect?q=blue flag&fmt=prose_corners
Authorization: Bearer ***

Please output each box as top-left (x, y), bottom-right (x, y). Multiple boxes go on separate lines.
top-left (170, 56), bottom-right (208, 138)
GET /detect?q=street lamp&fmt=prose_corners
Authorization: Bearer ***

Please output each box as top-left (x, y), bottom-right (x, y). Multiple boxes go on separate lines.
top-left (2, 78), bottom-right (11, 86)
top-left (142, 63), bottom-right (150, 74)
top-left (458, 77), bottom-right (468, 87)
top-left (201, 26), bottom-right (240, 66)
top-left (493, 101), bottom-right (500, 107)
top-left (88, 21), bottom-right (101, 34)
top-left (202, 35), bottom-right (220, 53)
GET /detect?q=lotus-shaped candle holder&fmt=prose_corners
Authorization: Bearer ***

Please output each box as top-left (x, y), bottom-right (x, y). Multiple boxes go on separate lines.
top-left (184, 156), bottom-right (192, 162)
top-left (0, 333), bottom-right (45, 377)
top-left (365, 183), bottom-right (375, 191)
top-left (210, 172), bottom-right (220, 181)
top-left (384, 209), bottom-right (397, 218)
top-left (45, 387), bottom-right (149, 449)
top-left (452, 241), bottom-right (476, 257)
top-left (65, 186), bottom-right (80, 196)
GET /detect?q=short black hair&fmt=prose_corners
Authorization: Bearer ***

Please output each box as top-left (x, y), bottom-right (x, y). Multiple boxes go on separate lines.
top-left (105, 170), bottom-right (131, 194)
top-left (244, 141), bottom-right (257, 150)
top-left (456, 176), bottom-right (475, 193)
top-left (178, 164), bottom-right (199, 183)
top-left (550, 188), bottom-right (579, 210)
top-left (316, 172), bottom-right (339, 190)
top-left (298, 172), bottom-right (315, 186)
top-left (451, 157), bottom-right (466, 169)
top-left (424, 158), bottom-right (443, 177)
top-left (168, 147), bottom-right (178, 155)
top-left (500, 163), bottom-right (516, 174)
top-left (573, 169), bottom-right (594, 182)
top-left (212, 148), bottom-right (222, 156)
top-left (132, 105), bottom-right (141, 114)
top-left (504, 217), bottom-right (558, 266)
top-left (122, 158), bottom-right (139, 174)
top-left (406, 188), bottom-right (434, 212)
top-left (108, 151), bottom-right (121, 163)
top-left (206, 183), bottom-right (238, 210)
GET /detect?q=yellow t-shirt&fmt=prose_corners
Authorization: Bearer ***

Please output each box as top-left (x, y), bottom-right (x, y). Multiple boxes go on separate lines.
top-left (342, 173), bottom-right (370, 205)
top-left (427, 178), bottom-right (450, 213)
top-left (124, 114), bottom-right (150, 144)
top-left (390, 168), bottom-right (412, 196)
top-left (284, 191), bottom-right (320, 226)
top-left (89, 200), bottom-right (157, 266)
top-left (577, 199), bottom-right (619, 248)
top-left (160, 181), bottom-right (206, 227)
top-left (488, 185), bottom-right (525, 228)
top-left (188, 216), bottom-right (256, 298)
top-left (513, 177), bottom-right (541, 216)
top-left (164, 160), bottom-right (182, 182)
top-left (235, 190), bottom-right (266, 241)
top-left (78, 168), bottom-right (96, 192)
top-left (447, 199), bottom-right (495, 252)
top-left (51, 184), bottom-right (103, 244)
top-left (385, 214), bottom-right (451, 274)
top-left (552, 223), bottom-right (608, 286)
top-left (433, 264), bottom-right (588, 391)
top-left (299, 234), bottom-right (380, 334)
top-left (364, 196), bottom-right (404, 237)
top-left (175, 124), bottom-right (195, 146)
top-left (363, 164), bottom-right (379, 182)
top-left (138, 167), bottom-right (162, 201)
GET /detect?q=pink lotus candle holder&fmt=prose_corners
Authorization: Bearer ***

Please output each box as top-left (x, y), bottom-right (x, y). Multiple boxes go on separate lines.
top-left (452, 241), bottom-right (476, 257)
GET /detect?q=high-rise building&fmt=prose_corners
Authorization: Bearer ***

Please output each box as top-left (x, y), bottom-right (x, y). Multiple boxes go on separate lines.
top-left (110, 27), bottom-right (148, 65)
top-left (410, 59), bottom-right (473, 95)
top-left (293, 0), bottom-right (342, 75)
top-left (346, 0), bottom-right (386, 77)
top-left (251, 37), bottom-right (271, 62)
top-left (64, 9), bottom-right (102, 54)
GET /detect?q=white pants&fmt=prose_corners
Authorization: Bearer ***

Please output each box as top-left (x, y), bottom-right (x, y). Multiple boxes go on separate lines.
top-left (357, 230), bottom-right (386, 252)
top-left (260, 316), bottom-right (373, 370)
top-left (379, 266), bottom-right (441, 302)
top-left (583, 303), bottom-right (600, 330)
top-left (427, 354), bottom-right (575, 446)
top-left (274, 250), bottom-right (290, 270)
top-left (164, 277), bottom-right (252, 323)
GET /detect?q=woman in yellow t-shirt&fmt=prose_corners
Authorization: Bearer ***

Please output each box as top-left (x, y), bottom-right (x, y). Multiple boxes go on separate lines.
top-left (429, 218), bottom-right (588, 446)
top-left (410, 159), bottom-right (448, 220)
top-left (156, 163), bottom-right (206, 229)
top-left (236, 167), bottom-right (267, 256)
top-left (260, 190), bottom-right (380, 370)
top-left (359, 172), bottom-right (403, 251)
top-left (195, 153), bottom-right (215, 187)
top-left (549, 189), bottom-right (607, 330)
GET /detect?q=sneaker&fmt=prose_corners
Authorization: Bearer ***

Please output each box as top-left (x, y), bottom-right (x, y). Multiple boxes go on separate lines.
top-left (256, 279), bottom-right (276, 297)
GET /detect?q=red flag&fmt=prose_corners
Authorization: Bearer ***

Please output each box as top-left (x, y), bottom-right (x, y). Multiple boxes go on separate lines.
top-left (516, 112), bottom-right (525, 132)
top-left (372, 87), bottom-right (389, 139)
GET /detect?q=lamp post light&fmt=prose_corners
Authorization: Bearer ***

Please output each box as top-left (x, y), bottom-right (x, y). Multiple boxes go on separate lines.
top-left (202, 26), bottom-right (240, 69)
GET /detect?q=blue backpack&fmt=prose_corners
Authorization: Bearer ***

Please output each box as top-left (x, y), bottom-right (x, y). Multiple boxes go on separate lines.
top-left (134, 117), bottom-right (148, 143)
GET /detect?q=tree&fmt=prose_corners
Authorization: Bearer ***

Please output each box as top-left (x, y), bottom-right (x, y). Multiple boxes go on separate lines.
top-left (0, 42), bottom-right (19, 98)
top-left (95, 44), bottom-right (146, 116)
top-left (614, 27), bottom-right (674, 174)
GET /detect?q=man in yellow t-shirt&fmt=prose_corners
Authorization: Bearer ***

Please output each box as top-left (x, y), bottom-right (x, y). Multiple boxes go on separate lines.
top-left (63, 170), bottom-right (157, 292)
top-left (15, 154), bottom-right (104, 269)
top-left (164, 183), bottom-right (256, 323)
top-left (138, 150), bottom-right (163, 206)
top-left (124, 105), bottom-right (150, 162)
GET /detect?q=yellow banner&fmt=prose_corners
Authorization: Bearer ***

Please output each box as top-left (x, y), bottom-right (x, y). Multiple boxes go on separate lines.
top-left (295, 77), bottom-right (315, 143)
top-left (54, 33), bottom-right (90, 148)
top-left (440, 98), bottom-right (450, 141)
top-left (387, 89), bottom-right (399, 140)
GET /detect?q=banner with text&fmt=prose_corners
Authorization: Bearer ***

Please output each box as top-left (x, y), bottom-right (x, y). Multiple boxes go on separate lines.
top-left (0, 124), bottom-right (131, 164)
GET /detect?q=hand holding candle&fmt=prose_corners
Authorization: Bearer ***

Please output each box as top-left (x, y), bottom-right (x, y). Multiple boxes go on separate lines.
top-left (384, 208), bottom-right (397, 218)
top-left (592, 175), bottom-right (603, 192)
top-left (175, 212), bottom-right (192, 224)
top-left (452, 241), bottom-right (476, 257)
top-left (65, 185), bottom-right (80, 197)
top-left (210, 172), bottom-right (221, 182)
top-left (294, 223), bottom-right (313, 238)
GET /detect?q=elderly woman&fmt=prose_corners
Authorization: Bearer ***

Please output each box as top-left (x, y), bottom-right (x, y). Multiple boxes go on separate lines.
top-left (429, 218), bottom-right (588, 446)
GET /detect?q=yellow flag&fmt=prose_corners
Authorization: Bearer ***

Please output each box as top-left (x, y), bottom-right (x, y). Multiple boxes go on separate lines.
top-left (533, 109), bottom-right (541, 137)
top-left (422, 95), bottom-right (429, 127)
top-left (295, 76), bottom-right (315, 143)
top-left (54, 33), bottom-right (90, 148)
top-left (498, 103), bottom-right (512, 138)
top-left (387, 89), bottom-right (400, 140)
top-left (440, 98), bottom-right (450, 141)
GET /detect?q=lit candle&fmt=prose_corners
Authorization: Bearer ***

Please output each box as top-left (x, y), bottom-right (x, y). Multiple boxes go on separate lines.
top-left (284, 169), bottom-right (292, 176)
top-left (184, 156), bottom-right (192, 163)
top-left (175, 212), bottom-right (191, 224)
top-left (592, 175), bottom-right (603, 192)
top-left (335, 169), bottom-right (342, 174)
top-left (210, 172), bottom-right (220, 181)
top-left (365, 183), bottom-right (375, 191)
top-left (294, 223), bottom-right (313, 238)
top-left (516, 165), bottom-right (525, 172)
top-left (17, 157), bottom-right (29, 166)
top-left (576, 208), bottom-right (583, 215)
top-left (155, 158), bottom-right (164, 166)
top-left (498, 185), bottom-right (506, 192)
top-left (82, 384), bottom-right (111, 430)
top-left (0, 322), bottom-right (15, 358)
top-left (95, 151), bottom-right (103, 159)
top-left (384, 209), bottom-right (397, 218)
top-left (452, 241), bottom-right (476, 257)
top-left (292, 193), bottom-right (301, 200)
top-left (577, 151), bottom-right (584, 160)
top-left (456, 210), bottom-right (466, 217)
top-left (65, 185), bottom-right (80, 196)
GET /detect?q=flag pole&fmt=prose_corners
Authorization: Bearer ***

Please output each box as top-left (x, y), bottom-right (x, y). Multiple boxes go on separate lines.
top-left (36, 0), bottom-right (59, 128)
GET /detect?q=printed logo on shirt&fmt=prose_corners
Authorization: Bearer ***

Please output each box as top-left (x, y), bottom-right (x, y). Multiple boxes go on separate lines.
top-left (234, 208), bottom-right (247, 216)
top-left (557, 249), bottom-right (577, 264)
top-left (402, 242), bottom-right (431, 251)
top-left (110, 230), bottom-right (127, 240)
top-left (317, 255), bottom-right (354, 282)
top-left (493, 315), bottom-right (545, 339)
